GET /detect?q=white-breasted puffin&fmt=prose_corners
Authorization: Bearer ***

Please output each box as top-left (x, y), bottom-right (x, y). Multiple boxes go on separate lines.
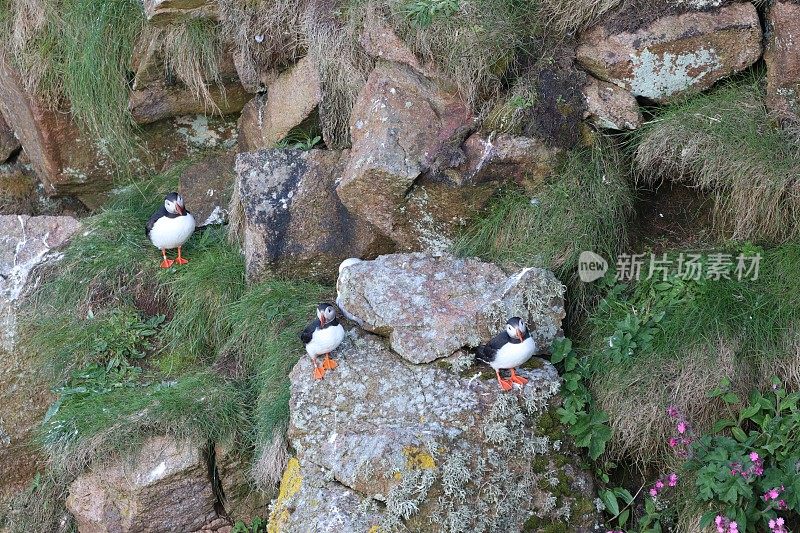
top-left (299, 302), bottom-right (345, 380)
top-left (146, 192), bottom-right (196, 268)
top-left (475, 317), bottom-right (537, 391)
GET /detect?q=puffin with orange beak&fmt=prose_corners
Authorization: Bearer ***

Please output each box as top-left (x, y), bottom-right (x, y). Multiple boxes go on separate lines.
top-left (146, 192), bottom-right (196, 268)
top-left (300, 303), bottom-right (345, 380)
top-left (475, 317), bottom-right (537, 391)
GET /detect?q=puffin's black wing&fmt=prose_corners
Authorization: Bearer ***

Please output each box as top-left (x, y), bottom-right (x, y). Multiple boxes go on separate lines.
top-left (299, 318), bottom-right (320, 344)
top-left (145, 207), bottom-right (168, 238)
top-left (475, 331), bottom-right (511, 364)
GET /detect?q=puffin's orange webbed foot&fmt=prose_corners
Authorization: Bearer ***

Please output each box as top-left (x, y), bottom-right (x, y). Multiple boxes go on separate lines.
top-left (322, 354), bottom-right (337, 370)
top-left (175, 247), bottom-right (189, 265)
top-left (509, 368), bottom-right (528, 385)
top-left (160, 259), bottom-right (174, 268)
top-left (313, 366), bottom-right (326, 380)
top-left (496, 370), bottom-right (513, 391)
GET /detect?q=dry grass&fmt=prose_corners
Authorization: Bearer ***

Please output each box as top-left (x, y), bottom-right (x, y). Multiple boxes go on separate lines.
top-left (539, 0), bottom-right (623, 33)
top-left (634, 74), bottom-right (800, 243)
top-left (251, 424), bottom-right (289, 491)
top-left (593, 338), bottom-right (756, 465)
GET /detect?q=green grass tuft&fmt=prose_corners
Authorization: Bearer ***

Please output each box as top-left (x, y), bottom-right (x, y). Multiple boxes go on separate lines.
top-left (584, 244), bottom-right (800, 465)
top-left (634, 72), bottom-right (800, 243)
top-left (454, 137), bottom-right (634, 315)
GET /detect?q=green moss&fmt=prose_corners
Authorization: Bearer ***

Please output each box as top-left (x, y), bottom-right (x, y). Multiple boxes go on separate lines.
top-left (523, 515), bottom-right (569, 533)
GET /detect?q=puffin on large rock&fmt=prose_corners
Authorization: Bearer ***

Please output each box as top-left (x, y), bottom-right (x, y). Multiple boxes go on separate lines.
top-left (475, 317), bottom-right (537, 391)
top-left (300, 303), bottom-right (346, 380)
top-left (146, 192), bottom-right (196, 268)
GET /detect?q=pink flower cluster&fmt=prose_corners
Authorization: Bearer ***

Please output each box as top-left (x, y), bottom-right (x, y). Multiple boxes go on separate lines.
top-left (730, 452), bottom-right (764, 480)
top-left (649, 473), bottom-right (679, 497)
top-left (763, 486), bottom-right (788, 510)
top-left (768, 517), bottom-right (788, 533)
top-left (715, 515), bottom-right (739, 533)
top-left (666, 405), bottom-right (693, 457)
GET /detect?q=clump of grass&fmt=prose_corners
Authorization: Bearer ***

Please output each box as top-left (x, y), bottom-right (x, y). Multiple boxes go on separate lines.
top-left (162, 18), bottom-right (225, 113)
top-left (634, 73), bottom-right (800, 243)
top-left (585, 244), bottom-right (800, 465)
top-left (454, 137), bottom-right (635, 315)
top-left (5, 0), bottom-right (146, 165)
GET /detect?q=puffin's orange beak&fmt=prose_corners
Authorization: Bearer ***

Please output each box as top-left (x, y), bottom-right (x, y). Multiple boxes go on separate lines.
top-left (320, 315), bottom-right (326, 327)
top-left (516, 328), bottom-right (524, 342)
top-left (176, 204), bottom-right (184, 215)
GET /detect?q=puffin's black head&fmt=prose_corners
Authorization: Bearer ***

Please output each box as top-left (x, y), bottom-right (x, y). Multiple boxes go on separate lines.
top-left (504, 317), bottom-right (529, 342)
top-left (164, 192), bottom-right (186, 215)
top-left (316, 302), bottom-right (337, 326)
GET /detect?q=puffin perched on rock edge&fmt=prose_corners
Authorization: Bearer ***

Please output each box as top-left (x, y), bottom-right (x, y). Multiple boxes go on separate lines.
top-left (475, 317), bottom-right (537, 391)
top-left (146, 192), bottom-right (196, 268)
top-left (300, 303), bottom-right (345, 380)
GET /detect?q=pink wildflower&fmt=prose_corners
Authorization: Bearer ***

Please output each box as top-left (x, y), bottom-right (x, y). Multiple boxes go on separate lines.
top-left (669, 437), bottom-right (678, 447)
top-left (649, 487), bottom-right (658, 497)
top-left (750, 451), bottom-right (760, 462)
top-left (666, 405), bottom-right (679, 418)
top-left (677, 421), bottom-right (687, 434)
top-left (667, 473), bottom-right (678, 487)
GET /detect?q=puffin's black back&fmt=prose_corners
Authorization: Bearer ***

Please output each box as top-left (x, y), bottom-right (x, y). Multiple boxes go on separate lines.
top-left (299, 318), bottom-right (321, 344)
top-left (145, 193), bottom-right (191, 238)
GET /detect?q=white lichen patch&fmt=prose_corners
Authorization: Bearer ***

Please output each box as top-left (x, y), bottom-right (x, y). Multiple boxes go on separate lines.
top-left (629, 47), bottom-right (721, 100)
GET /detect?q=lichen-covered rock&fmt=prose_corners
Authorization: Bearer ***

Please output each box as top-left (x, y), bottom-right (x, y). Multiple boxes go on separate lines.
top-left (237, 56), bottom-right (322, 151)
top-left (576, 3), bottom-right (762, 102)
top-left (234, 148), bottom-right (392, 282)
top-left (336, 62), bottom-right (472, 249)
top-left (765, 1), bottom-right (800, 124)
top-left (276, 331), bottom-right (598, 532)
top-left (582, 76), bottom-right (643, 130)
top-left (0, 215), bottom-right (80, 500)
top-left (178, 152), bottom-right (235, 226)
top-left (359, 13), bottom-right (434, 78)
top-left (66, 437), bottom-right (226, 533)
top-left (447, 132), bottom-right (562, 189)
top-left (0, 111), bottom-right (19, 163)
top-left (143, 0), bottom-right (217, 26)
top-left (337, 253), bottom-right (565, 364)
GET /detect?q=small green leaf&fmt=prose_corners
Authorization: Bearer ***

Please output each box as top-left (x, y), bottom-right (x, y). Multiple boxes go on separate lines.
top-left (600, 490), bottom-right (619, 516)
top-left (731, 427), bottom-right (748, 442)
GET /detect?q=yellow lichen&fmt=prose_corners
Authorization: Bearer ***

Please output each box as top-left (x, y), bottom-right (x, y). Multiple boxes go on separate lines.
top-left (402, 446), bottom-right (436, 470)
top-left (267, 457), bottom-right (303, 533)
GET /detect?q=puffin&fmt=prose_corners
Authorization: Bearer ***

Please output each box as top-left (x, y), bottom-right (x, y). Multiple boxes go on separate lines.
top-left (475, 317), bottom-right (537, 391)
top-left (299, 303), bottom-right (346, 380)
top-left (146, 192), bottom-right (196, 268)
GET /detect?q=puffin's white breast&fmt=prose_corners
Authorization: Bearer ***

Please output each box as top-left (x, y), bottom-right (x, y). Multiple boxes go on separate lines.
top-left (305, 324), bottom-right (345, 356)
top-left (491, 337), bottom-right (536, 370)
top-left (149, 214), bottom-right (196, 250)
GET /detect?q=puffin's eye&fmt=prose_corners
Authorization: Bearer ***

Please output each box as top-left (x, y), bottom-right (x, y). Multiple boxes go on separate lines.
top-left (327, 307), bottom-right (333, 314)
top-left (519, 319), bottom-right (526, 329)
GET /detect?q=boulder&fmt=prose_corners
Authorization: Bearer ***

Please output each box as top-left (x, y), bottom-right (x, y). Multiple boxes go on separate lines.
top-left (582, 76), bottom-right (643, 130)
top-left (178, 152), bottom-right (235, 226)
top-left (0, 164), bottom-right (88, 216)
top-left (337, 253), bottom-right (565, 364)
top-left (129, 32), bottom-right (250, 125)
top-left (0, 58), bottom-right (116, 196)
top-left (576, 3), bottom-right (762, 102)
top-left (336, 62), bottom-right (472, 249)
top-left (143, 0), bottom-right (217, 26)
top-left (360, 13), bottom-right (434, 78)
top-left (65, 437), bottom-right (228, 533)
top-left (0, 111), bottom-right (19, 163)
top-left (765, 1), bottom-right (800, 124)
top-left (447, 132), bottom-right (563, 189)
top-left (275, 331), bottom-right (598, 532)
top-left (237, 56), bottom-right (322, 151)
top-left (0, 215), bottom-right (80, 500)
top-left (234, 148), bottom-right (392, 282)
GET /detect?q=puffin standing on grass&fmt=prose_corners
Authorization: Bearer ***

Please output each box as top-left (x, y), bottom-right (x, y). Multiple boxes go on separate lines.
top-left (146, 192), bottom-right (196, 268)
top-left (475, 317), bottom-right (537, 391)
top-left (300, 303), bottom-right (345, 380)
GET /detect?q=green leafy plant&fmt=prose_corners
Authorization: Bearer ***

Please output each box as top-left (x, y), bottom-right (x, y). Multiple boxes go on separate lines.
top-left (274, 131), bottom-right (323, 151)
top-left (232, 517), bottom-right (266, 533)
top-left (400, 0), bottom-right (460, 26)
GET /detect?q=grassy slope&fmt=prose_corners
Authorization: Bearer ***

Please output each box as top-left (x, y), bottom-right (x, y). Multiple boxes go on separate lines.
top-left (634, 73), bottom-right (800, 243)
top-left (10, 162), bottom-right (330, 530)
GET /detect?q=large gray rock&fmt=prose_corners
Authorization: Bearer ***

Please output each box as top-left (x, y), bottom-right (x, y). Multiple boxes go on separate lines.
top-left (234, 148), bottom-right (392, 282)
top-left (576, 3), bottom-right (762, 103)
top-left (337, 253), bottom-right (565, 364)
top-left (143, 0), bottom-right (217, 26)
top-left (178, 152), bottom-right (235, 227)
top-left (273, 332), bottom-right (598, 532)
top-left (66, 437), bottom-right (224, 533)
top-left (765, 1), bottom-right (800, 124)
top-left (336, 62), bottom-right (472, 250)
top-left (237, 56), bottom-right (322, 151)
top-left (0, 215), bottom-right (80, 500)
